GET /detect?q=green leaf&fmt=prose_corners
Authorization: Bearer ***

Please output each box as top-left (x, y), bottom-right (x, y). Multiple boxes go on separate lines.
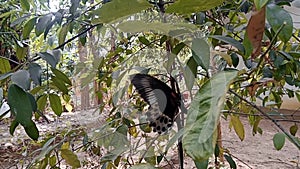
top-left (0, 72), bottom-right (13, 81)
top-left (172, 42), bottom-right (186, 55)
top-left (266, 4), bottom-right (293, 43)
top-left (242, 32), bottom-right (253, 59)
top-left (51, 77), bottom-right (69, 94)
top-left (29, 63), bottom-right (42, 86)
top-left (10, 14), bottom-right (30, 27)
top-left (184, 56), bottom-right (197, 91)
top-left (37, 94), bottom-right (48, 111)
top-left (51, 68), bottom-right (72, 85)
top-left (117, 21), bottom-right (174, 34)
top-left (183, 71), bottom-right (238, 161)
top-left (0, 88), bottom-right (2, 101)
top-left (194, 159), bottom-right (208, 169)
top-left (58, 23), bottom-right (69, 46)
top-left (40, 157), bottom-right (48, 169)
top-left (0, 58), bottom-right (11, 73)
top-left (92, 0), bottom-right (151, 24)
top-left (218, 52), bottom-right (232, 66)
top-left (230, 53), bottom-right (239, 68)
top-left (273, 132), bottom-right (285, 150)
top-left (144, 146), bottom-right (156, 165)
top-left (231, 115), bottom-right (245, 141)
top-left (0, 10), bottom-right (15, 19)
top-left (27, 92), bottom-right (37, 112)
top-left (23, 17), bottom-right (37, 39)
top-left (44, 20), bottom-right (56, 40)
top-left (210, 35), bottom-right (245, 54)
top-left (61, 149), bottom-right (81, 168)
top-left (290, 124), bottom-right (298, 136)
top-left (38, 52), bottom-right (59, 68)
top-left (187, 56), bottom-right (197, 77)
top-left (224, 154), bottom-right (237, 169)
top-left (254, 0), bottom-right (268, 10)
top-left (166, 0), bottom-right (225, 14)
top-left (49, 155), bottom-right (56, 167)
top-left (192, 38), bottom-right (210, 71)
top-left (252, 116), bottom-right (261, 135)
top-left (11, 70), bottom-right (30, 90)
top-left (9, 120), bottom-right (19, 136)
top-left (16, 45), bottom-right (27, 60)
top-left (8, 84), bottom-right (33, 126)
top-left (35, 14), bottom-right (53, 36)
top-left (24, 120), bottom-right (39, 140)
top-left (160, 35), bottom-right (168, 46)
top-left (70, 0), bottom-right (80, 15)
top-left (138, 36), bottom-right (150, 46)
top-left (49, 94), bottom-right (62, 116)
top-left (20, 0), bottom-right (30, 11)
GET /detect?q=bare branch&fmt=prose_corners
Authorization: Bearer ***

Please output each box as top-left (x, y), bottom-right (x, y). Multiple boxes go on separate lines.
top-left (229, 89), bottom-right (300, 150)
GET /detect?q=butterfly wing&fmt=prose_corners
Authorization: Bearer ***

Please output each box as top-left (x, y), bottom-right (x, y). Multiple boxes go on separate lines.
top-left (131, 74), bottom-right (180, 133)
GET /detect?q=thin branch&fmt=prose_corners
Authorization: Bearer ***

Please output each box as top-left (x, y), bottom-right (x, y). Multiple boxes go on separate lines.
top-left (257, 23), bottom-right (286, 67)
top-left (292, 34), bottom-right (300, 43)
top-left (138, 135), bottom-right (158, 163)
top-left (222, 110), bottom-right (300, 118)
top-left (0, 55), bottom-right (19, 65)
top-left (54, 24), bottom-right (100, 50)
top-left (274, 119), bottom-right (300, 123)
top-left (229, 89), bottom-right (300, 150)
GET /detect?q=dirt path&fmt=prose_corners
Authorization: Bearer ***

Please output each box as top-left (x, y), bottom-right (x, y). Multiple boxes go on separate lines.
top-left (221, 118), bottom-right (300, 169)
top-left (0, 109), bottom-right (299, 168)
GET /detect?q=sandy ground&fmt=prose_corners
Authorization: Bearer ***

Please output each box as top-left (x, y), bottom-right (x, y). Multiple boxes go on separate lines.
top-left (0, 109), bottom-right (299, 169)
top-left (221, 118), bottom-right (300, 169)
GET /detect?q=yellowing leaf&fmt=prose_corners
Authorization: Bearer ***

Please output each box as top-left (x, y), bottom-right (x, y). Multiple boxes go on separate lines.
top-left (61, 149), bottom-right (81, 168)
top-left (231, 115), bottom-right (245, 141)
top-left (61, 142), bottom-right (70, 149)
top-left (290, 124), bottom-right (298, 136)
top-left (0, 58), bottom-right (11, 73)
top-left (215, 51), bottom-right (233, 66)
top-left (65, 103), bottom-right (73, 112)
top-left (16, 45), bottom-right (27, 60)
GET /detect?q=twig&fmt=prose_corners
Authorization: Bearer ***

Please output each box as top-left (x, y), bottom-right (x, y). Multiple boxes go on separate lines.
top-left (222, 110), bottom-right (300, 119)
top-left (229, 89), bottom-right (300, 150)
top-left (54, 24), bottom-right (99, 50)
top-left (256, 22), bottom-right (286, 67)
top-left (30, 24), bottom-right (100, 63)
top-left (0, 55), bottom-right (19, 65)
top-left (138, 135), bottom-right (159, 163)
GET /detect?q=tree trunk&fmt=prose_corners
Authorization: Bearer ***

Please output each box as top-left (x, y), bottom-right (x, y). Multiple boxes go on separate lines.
top-left (78, 41), bottom-right (90, 110)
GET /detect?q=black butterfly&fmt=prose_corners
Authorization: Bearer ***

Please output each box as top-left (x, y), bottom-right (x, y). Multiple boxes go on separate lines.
top-left (131, 73), bottom-right (181, 134)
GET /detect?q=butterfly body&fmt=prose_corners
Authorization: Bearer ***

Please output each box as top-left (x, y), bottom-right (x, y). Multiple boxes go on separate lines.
top-left (131, 74), bottom-right (181, 134)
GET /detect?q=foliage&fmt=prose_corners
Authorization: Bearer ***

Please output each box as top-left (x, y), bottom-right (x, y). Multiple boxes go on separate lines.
top-left (0, 0), bottom-right (299, 168)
